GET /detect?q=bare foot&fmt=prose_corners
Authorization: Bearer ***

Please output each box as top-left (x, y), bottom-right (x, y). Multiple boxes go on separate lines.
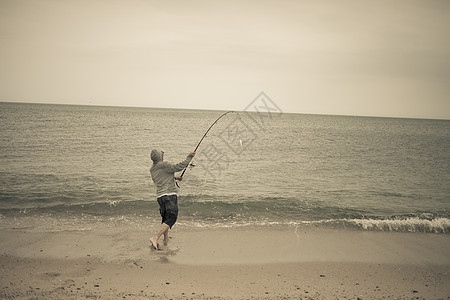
top-left (149, 237), bottom-right (159, 250)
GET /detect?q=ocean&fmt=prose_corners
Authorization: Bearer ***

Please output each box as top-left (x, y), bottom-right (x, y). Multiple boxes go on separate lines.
top-left (0, 102), bottom-right (449, 234)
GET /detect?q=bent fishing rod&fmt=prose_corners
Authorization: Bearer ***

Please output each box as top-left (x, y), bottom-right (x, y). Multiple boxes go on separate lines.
top-left (176, 110), bottom-right (237, 187)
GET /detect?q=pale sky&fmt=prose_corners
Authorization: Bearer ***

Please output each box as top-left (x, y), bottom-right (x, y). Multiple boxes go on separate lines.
top-left (1, 0), bottom-right (449, 119)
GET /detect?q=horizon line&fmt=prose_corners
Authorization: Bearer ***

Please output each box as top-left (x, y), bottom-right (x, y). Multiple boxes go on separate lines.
top-left (1, 100), bottom-right (449, 122)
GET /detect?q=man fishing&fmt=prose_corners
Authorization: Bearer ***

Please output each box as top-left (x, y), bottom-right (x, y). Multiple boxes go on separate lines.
top-left (149, 149), bottom-right (195, 250)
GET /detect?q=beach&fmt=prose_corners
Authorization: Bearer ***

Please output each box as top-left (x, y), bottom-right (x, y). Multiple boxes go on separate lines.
top-left (1, 226), bottom-right (449, 299)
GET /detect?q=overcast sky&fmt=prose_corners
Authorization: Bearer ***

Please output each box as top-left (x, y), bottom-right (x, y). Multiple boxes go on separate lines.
top-left (1, 0), bottom-right (449, 119)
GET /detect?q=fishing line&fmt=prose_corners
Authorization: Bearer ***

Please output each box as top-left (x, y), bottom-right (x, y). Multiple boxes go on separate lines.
top-left (176, 110), bottom-right (239, 188)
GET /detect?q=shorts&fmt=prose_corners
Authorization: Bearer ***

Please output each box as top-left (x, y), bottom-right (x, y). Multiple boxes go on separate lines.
top-left (157, 194), bottom-right (178, 228)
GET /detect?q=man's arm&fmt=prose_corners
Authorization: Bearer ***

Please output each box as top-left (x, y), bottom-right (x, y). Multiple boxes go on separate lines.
top-left (167, 152), bottom-right (196, 173)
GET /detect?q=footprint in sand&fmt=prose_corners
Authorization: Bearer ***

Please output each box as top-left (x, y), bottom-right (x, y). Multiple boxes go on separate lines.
top-left (151, 245), bottom-right (180, 261)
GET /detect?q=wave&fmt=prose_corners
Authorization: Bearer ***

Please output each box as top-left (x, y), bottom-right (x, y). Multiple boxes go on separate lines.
top-left (176, 217), bottom-right (450, 234)
top-left (0, 197), bottom-right (448, 234)
top-left (344, 216), bottom-right (450, 233)
top-left (177, 216), bottom-right (450, 233)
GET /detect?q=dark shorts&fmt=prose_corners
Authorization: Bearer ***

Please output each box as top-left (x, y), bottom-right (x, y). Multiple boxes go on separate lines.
top-left (157, 194), bottom-right (178, 228)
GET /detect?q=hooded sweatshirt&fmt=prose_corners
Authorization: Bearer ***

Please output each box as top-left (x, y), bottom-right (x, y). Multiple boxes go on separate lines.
top-left (150, 149), bottom-right (192, 197)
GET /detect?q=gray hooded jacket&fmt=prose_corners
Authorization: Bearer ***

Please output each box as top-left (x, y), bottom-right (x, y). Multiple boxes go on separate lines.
top-left (150, 149), bottom-right (192, 197)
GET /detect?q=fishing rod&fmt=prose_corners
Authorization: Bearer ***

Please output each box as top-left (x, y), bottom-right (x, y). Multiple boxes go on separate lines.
top-left (176, 110), bottom-right (237, 187)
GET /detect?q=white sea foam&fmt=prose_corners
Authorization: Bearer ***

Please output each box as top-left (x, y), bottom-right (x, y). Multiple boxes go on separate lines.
top-left (347, 217), bottom-right (450, 233)
top-left (178, 217), bottom-right (450, 233)
top-left (107, 200), bottom-right (121, 207)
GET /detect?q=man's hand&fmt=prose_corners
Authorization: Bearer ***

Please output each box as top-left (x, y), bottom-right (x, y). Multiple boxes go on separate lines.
top-left (175, 176), bottom-right (183, 181)
top-left (188, 151), bottom-right (196, 157)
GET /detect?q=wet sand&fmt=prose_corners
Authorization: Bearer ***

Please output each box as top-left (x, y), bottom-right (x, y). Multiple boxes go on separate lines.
top-left (1, 227), bottom-right (449, 299)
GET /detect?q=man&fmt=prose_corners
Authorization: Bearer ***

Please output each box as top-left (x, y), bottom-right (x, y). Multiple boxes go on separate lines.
top-left (149, 149), bottom-right (195, 250)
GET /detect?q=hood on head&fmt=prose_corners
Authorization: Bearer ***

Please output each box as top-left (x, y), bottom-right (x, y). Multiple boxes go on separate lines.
top-left (151, 149), bottom-right (164, 163)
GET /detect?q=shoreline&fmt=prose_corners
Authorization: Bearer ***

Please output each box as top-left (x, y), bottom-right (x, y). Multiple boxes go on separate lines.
top-left (1, 226), bottom-right (449, 265)
top-left (1, 227), bottom-right (449, 299)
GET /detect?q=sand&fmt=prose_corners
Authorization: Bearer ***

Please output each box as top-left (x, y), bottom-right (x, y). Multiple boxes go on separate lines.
top-left (1, 226), bottom-right (449, 299)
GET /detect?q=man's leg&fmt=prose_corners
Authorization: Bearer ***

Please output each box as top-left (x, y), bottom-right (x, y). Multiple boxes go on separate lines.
top-left (163, 230), bottom-right (169, 246)
top-left (151, 194), bottom-right (177, 249)
top-left (149, 223), bottom-right (170, 250)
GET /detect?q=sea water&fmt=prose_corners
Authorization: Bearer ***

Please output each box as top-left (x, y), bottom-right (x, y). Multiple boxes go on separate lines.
top-left (0, 102), bottom-right (449, 233)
